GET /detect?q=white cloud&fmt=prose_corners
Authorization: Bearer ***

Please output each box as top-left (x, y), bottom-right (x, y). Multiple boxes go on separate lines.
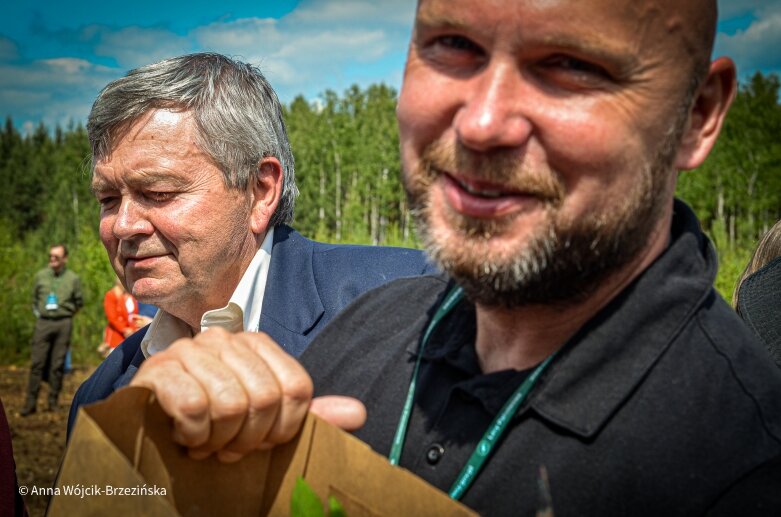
top-left (288, 0), bottom-right (416, 26)
top-left (0, 0), bottom-right (414, 126)
top-left (39, 57), bottom-right (94, 75)
top-left (93, 26), bottom-right (195, 68)
top-left (716, 11), bottom-right (781, 72)
top-left (193, 17), bottom-right (280, 51)
top-left (0, 57), bottom-right (121, 129)
top-left (191, 1), bottom-right (413, 101)
top-left (275, 30), bottom-right (388, 62)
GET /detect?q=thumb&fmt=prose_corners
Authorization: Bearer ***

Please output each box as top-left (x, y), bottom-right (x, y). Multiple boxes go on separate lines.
top-left (310, 395), bottom-right (367, 431)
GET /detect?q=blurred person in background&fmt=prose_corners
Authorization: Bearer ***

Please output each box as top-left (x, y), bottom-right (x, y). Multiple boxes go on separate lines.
top-left (22, 244), bottom-right (82, 416)
top-left (734, 219), bottom-right (781, 366)
top-left (98, 277), bottom-right (140, 357)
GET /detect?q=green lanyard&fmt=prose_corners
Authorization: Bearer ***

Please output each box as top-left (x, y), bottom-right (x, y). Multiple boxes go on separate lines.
top-left (51, 272), bottom-right (62, 292)
top-left (388, 285), bottom-right (557, 500)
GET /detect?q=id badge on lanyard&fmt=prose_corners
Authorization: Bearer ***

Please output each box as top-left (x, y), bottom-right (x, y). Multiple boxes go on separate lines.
top-left (45, 292), bottom-right (59, 311)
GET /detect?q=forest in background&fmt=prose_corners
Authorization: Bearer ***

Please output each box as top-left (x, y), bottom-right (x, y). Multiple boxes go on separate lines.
top-left (0, 73), bottom-right (779, 365)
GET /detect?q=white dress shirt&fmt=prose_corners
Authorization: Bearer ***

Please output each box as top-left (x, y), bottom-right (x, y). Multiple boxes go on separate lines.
top-left (140, 228), bottom-right (274, 358)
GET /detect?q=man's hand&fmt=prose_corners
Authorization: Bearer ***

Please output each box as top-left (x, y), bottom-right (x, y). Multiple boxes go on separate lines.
top-left (130, 328), bottom-right (366, 463)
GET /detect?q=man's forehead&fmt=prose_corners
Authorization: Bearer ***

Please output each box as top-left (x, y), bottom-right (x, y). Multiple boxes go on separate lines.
top-left (91, 108), bottom-right (214, 191)
top-left (414, 0), bottom-right (713, 69)
top-left (414, 0), bottom-right (712, 34)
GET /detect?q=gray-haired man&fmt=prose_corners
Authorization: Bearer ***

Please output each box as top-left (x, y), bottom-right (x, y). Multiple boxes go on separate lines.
top-left (69, 53), bottom-right (432, 429)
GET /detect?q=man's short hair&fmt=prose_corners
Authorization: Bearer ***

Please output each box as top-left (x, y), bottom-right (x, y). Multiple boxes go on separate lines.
top-left (50, 244), bottom-right (68, 257)
top-left (87, 52), bottom-right (298, 226)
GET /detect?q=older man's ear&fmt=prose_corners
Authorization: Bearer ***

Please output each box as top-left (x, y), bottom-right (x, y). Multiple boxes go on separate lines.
top-left (250, 157), bottom-right (284, 235)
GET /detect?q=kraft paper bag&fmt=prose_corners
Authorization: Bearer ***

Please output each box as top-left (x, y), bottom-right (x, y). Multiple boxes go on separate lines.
top-left (50, 387), bottom-right (475, 516)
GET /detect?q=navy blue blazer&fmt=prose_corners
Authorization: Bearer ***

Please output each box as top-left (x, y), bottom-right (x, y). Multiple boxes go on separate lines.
top-left (68, 225), bottom-right (434, 433)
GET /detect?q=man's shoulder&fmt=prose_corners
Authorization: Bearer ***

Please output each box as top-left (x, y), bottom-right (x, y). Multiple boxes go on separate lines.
top-left (301, 274), bottom-right (450, 381)
top-left (691, 291), bottom-right (781, 435)
top-left (310, 274), bottom-right (449, 341)
top-left (63, 269), bottom-right (81, 281)
top-left (275, 224), bottom-right (436, 276)
top-left (313, 241), bottom-right (431, 269)
top-left (69, 328), bottom-right (148, 434)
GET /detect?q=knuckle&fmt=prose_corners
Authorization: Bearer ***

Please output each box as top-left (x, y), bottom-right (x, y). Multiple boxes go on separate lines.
top-left (247, 384), bottom-right (282, 413)
top-left (174, 424), bottom-right (206, 449)
top-left (211, 390), bottom-right (249, 420)
top-left (176, 392), bottom-right (209, 420)
top-left (280, 373), bottom-right (314, 403)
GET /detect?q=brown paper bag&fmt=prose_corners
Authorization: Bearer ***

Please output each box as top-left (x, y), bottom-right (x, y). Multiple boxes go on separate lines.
top-left (50, 387), bottom-right (475, 516)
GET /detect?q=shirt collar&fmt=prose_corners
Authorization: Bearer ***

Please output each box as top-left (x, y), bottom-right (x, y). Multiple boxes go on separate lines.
top-left (411, 201), bottom-right (718, 438)
top-left (529, 201), bottom-right (718, 437)
top-left (141, 227), bottom-right (275, 358)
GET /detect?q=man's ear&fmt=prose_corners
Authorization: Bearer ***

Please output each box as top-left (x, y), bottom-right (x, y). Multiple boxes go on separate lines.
top-left (675, 57), bottom-right (737, 170)
top-left (249, 156), bottom-right (283, 236)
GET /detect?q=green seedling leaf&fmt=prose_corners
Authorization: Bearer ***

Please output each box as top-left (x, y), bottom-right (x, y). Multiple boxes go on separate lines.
top-left (291, 477), bottom-right (325, 517)
top-left (328, 495), bottom-right (347, 517)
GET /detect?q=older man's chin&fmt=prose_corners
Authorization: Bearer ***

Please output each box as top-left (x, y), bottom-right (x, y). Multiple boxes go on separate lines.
top-left (125, 275), bottom-right (174, 306)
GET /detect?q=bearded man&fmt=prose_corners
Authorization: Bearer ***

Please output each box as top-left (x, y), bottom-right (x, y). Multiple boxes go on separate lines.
top-left (121, 1), bottom-right (781, 515)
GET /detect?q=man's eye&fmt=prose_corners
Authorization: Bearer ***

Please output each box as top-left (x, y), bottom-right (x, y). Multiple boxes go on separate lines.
top-left (97, 196), bottom-right (118, 208)
top-left (542, 56), bottom-right (610, 79)
top-left (436, 35), bottom-right (482, 53)
top-left (145, 191), bottom-right (175, 202)
top-left (420, 34), bottom-right (486, 71)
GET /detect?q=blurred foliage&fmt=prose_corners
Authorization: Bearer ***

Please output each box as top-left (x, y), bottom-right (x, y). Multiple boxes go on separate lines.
top-left (0, 74), bottom-right (778, 365)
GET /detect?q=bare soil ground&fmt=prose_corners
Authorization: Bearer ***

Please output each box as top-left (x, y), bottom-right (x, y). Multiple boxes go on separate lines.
top-left (2, 364), bottom-right (95, 516)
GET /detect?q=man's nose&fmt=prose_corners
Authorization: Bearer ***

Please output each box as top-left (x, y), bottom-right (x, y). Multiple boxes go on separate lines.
top-left (113, 198), bottom-right (153, 239)
top-left (453, 61), bottom-right (534, 152)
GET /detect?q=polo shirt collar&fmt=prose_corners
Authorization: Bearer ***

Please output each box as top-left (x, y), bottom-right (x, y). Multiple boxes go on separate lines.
top-left (411, 201), bottom-right (717, 439)
top-left (532, 201), bottom-right (717, 437)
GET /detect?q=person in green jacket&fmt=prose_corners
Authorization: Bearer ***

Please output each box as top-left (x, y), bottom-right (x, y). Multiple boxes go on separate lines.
top-left (21, 244), bottom-right (83, 416)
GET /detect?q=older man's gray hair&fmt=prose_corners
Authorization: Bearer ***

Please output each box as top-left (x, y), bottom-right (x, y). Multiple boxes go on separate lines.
top-left (87, 52), bottom-right (298, 226)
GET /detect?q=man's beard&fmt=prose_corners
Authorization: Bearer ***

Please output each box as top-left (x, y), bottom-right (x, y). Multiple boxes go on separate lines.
top-left (405, 122), bottom-right (684, 309)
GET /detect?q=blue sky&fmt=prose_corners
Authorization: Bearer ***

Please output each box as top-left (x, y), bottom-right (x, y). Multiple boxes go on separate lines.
top-left (1, 0), bottom-right (779, 134)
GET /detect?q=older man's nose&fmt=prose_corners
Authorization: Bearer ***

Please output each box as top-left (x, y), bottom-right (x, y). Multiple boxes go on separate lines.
top-left (113, 199), bottom-right (154, 240)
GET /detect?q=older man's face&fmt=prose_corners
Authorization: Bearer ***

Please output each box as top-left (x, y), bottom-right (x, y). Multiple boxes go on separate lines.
top-left (398, 0), bottom-right (700, 306)
top-left (92, 109), bottom-right (258, 323)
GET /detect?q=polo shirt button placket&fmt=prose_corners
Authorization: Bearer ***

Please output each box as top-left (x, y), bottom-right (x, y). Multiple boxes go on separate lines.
top-left (425, 443), bottom-right (445, 465)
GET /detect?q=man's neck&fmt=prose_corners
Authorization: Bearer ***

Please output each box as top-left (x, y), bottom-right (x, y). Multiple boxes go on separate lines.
top-left (175, 231), bottom-right (271, 335)
top-left (474, 216), bottom-right (672, 374)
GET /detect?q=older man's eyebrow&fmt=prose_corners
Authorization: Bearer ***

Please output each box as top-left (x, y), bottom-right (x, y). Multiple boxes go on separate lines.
top-left (126, 171), bottom-right (192, 188)
top-left (90, 177), bottom-right (113, 197)
top-left (91, 171), bottom-right (193, 195)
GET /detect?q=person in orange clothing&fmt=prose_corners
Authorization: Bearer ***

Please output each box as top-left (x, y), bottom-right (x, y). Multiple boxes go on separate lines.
top-left (99, 278), bottom-right (142, 357)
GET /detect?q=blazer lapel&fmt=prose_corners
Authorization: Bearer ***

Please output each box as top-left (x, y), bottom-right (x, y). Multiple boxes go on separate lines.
top-left (259, 225), bottom-right (325, 353)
